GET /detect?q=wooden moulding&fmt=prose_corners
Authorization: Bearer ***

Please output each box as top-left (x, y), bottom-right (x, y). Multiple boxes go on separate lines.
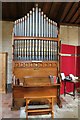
top-left (14, 36), bottom-right (59, 41)
top-left (13, 61), bottom-right (58, 80)
top-left (13, 61), bottom-right (58, 68)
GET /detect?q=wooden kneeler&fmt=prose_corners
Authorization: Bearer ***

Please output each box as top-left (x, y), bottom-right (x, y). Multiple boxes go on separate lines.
top-left (24, 95), bottom-right (56, 119)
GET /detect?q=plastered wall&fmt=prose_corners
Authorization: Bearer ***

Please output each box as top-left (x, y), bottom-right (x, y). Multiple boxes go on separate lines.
top-left (1, 21), bottom-right (13, 84)
top-left (0, 21), bottom-right (2, 52)
top-left (60, 25), bottom-right (79, 46)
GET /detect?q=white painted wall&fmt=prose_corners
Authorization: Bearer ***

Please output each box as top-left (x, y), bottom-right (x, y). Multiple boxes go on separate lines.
top-left (0, 21), bottom-right (2, 52)
top-left (60, 25), bottom-right (79, 46)
top-left (1, 21), bottom-right (13, 84)
top-left (78, 27), bottom-right (80, 46)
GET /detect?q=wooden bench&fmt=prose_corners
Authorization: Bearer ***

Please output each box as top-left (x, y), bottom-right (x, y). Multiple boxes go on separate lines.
top-left (24, 89), bottom-right (56, 119)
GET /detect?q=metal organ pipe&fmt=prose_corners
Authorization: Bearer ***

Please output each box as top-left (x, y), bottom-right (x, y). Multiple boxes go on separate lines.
top-left (52, 21), bottom-right (54, 37)
top-left (24, 39), bottom-right (26, 60)
top-left (51, 20), bottom-right (52, 37)
top-left (27, 13), bottom-right (29, 36)
top-left (47, 40), bottom-right (48, 60)
top-left (32, 8), bottom-right (35, 37)
top-left (52, 41), bottom-right (54, 60)
top-left (45, 16), bottom-right (47, 37)
top-left (20, 18), bottom-right (23, 58)
top-left (41, 11), bottom-right (44, 60)
top-left (21, 18), bottom-right (22, 36)
top-left (39, 8), bottom-right (41, 60)
top-left (16, 20), bottom-right (19, 36)
top-left (50, 20), bottom-right (51, 37)
top-left (30, 11), bottom-right (32, 60)
top-left (19, 38), bottom-right (21, 60)
top-left (44, 14), bottom-right (46, 60)
top-left (46, 17), bottom-right (48, 37)
top-left (22, 17), bottom-right (24, 36)
top-left (55, 22), bottom-right (58, 37)
top-left (15, 20), bottom-right (17, 36)
top-left (54, 22), bottom-right (55, 37)
top-left (46, 17), bottom-right (48, 60)
top-left (44, 14), bottom-right (46, 37)
top-left (36, 4), bottom-right (38, 60)
top-left (39, 8), bottom-right (41, 37)
top-left (20, 19), bottom-right (22, 36)
top-left (17, 19), bottom-right (21, 36)
top-left (30, 11), bottom-right (32, 36)
top-left (49, 19), bottom-right (51, 60)
top-left (54, 22), bottom-right (57, 38)
top-left (41, 12), bottom-right (43, 37)
top-left (21, 18), bottom-right (23, 36)
top-left (49, 40), bottom-right (50, 60)
top-left (24, 16), bottom-right (27, 60)
top-left (14, 21), bottom-right (16, 36)
top-left (27, 13), bottom-right (29, 60)
top-left (25, 16), bottom-right (27, 36)
top-left (32, 8), bottom-right (35, 60)
top-left (17, 20), bottom-right (18, 36)
top-left (36, 4), bottom-right (38, 37)
top-left (49, 19), bottom-right (51, 37)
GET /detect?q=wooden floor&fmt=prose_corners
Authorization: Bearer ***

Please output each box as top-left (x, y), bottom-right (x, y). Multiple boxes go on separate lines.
top-left (0, 92), bottom-right (80, 119)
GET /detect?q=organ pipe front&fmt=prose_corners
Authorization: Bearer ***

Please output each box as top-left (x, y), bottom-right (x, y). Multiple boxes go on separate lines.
top-left (12, 4), bottom-right (60, 79)
top-left (14, 5), bottom-right (58, 37)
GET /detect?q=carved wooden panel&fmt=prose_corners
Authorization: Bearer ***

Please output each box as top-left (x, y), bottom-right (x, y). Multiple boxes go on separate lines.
top-left (14, 61), bottom-right (57, 68)
top-left (13, 61), bottom-right (58, 81)
top-left (0, 53), bottom-right (7, 93)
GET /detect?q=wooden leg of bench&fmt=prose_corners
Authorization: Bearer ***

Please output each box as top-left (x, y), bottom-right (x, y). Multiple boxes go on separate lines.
top-left (51, 97), bottom-right (54, 119)
top-left (51, 111), bottom-right (54, 119)
top-left (26, 99), bottom-right (28, 120)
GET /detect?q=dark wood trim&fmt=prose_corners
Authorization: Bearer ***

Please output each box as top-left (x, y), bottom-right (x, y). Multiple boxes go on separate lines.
top-left (60, 2), bottom-right (74, 22)
top-left (64, 2), bottom-right (78, 22)
top-left (75, 16), bottom-right (80, 24)
top-left (70, 7), bottom-right (79, 23)
top-left (56, 3), bottom-right (67, 23)
top-left (59, 22), bottom-right (80, 27)
top-left (42, 2), bottom-right (52, 16)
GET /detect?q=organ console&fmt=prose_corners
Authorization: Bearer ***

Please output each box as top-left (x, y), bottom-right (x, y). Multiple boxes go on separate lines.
top-left (12, 4), bottom-right (61, 111)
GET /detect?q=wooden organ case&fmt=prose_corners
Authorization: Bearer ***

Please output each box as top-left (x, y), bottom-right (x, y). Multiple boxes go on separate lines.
top-left (12, 4), bottom-right (61, 110)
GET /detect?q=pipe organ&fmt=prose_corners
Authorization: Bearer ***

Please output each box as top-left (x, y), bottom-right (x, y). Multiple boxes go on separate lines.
top-left (12, 4), bottom-right (60, 78)
top-left (12, 4), bottom-right (61, 110)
